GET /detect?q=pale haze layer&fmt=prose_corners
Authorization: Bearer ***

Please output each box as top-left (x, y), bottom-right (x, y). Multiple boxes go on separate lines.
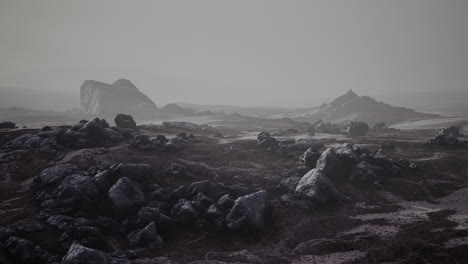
top-left (1, 0), bottom-right (467, 107)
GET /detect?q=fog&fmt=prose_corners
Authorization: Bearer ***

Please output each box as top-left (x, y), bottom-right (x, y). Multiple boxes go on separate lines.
top-left (1, 0), bottom-right (467, 107)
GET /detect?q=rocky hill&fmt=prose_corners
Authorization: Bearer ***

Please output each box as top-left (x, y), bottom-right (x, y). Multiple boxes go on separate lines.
top-left (273, 90), bottom-right (438, 125)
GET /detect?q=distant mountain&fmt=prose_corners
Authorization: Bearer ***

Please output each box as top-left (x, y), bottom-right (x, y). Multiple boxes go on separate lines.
top-left (272, 90), bottom-right (438, 125)
top-left (0, 87), bottom-right (80, 111)
top-left (173, 103), bottom-right (299, 118)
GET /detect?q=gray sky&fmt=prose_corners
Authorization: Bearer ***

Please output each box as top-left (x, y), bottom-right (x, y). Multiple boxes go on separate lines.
top-left (1, 0), bottom-right (467, 107)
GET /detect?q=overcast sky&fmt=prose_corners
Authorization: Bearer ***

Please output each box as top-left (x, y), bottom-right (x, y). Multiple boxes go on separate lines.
top-left (1, 0), bottom-right (467, 107)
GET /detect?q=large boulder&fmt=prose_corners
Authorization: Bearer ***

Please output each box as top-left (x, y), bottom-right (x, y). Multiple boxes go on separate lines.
top-left (108, 177), bottom-right (146, 216)
top-left (62, 243), bottom-right (107, 264)
top-left (114, 114), bottom-right (137, 129)
top-left (345, 121), bottom-right (369, 137)
top-left (438, 126), bottom-right (462, 138)
top-left (226, 190), bottom-right (268, 231)
top-left (295, 169), bottom-right (344, 204)
top-left (0, 121), bottom-right (16, 129)
top-left (54, 174), bottom-right (100, 208)
top-left (5, 236), bottom-right (36, 264)
top-left (40, 164), bottom-right (80, 185)
top-left (257, 132), bottom-right (277, 149)
top-left (299, 148), bottom-right (321, 168)
top-left (82, 118), bottom-right (107, 138)
top-left (127, 222), bottom-right (162, 248)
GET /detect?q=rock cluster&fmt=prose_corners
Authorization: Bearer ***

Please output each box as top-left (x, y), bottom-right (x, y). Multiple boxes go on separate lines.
top-left (291, 143), bottom-right (403, 205)
top-left (1, 118), bottom-right (125, 153)
top-left (425, 126), bottom-right (467, 148)
top-left (0, 160), bottom-right (270, 263)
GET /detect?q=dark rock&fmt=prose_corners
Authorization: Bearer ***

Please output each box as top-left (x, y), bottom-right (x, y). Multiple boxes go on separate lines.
top-left (41, 126), bottom-right (52, 132)
top-left (170, 199), bottom-right (201, 223)
top-left (115, 114), bottom-right (137, 129)
top-left (135, 207), bottom-right (172, 227)
top-left (226, 190), bottom-right (268, 231)
top-left (295, 169), bottom-right (345, 204)
top-left (54, 174), bottom-right (100, 208)
top-left (82, 118), bottom-right (106, 138)
top-left (278, 176), bottom-right (301, 193)
top-left (127, 222), bottom-right (162, 248)
top-left (257, 132), bottom-right (277, 149)
top-left (216, 194), bottom-right (235, 212)
top-left (345, 121), bottom-right (369, 137)
top-left (5, 236), bottom-right (36, 264)
top-left (46, 215), bottom-right (76, 231)
top-left (40, 164), bottom-right (80, 185)
top-left (438, 126), bottom-right (462, 138)
top-left (103, 128), bottom-right (125, 142)
top-left (62, 243), bottom-right (107, 264)
top-left (108, 177), bottom-right (146, 216)
top-left (0, 121), bottom-right (16, 129)
top-left (165, 163), bottom-right (193, 179)
top-left (300, 148), bottom-right (321, 168)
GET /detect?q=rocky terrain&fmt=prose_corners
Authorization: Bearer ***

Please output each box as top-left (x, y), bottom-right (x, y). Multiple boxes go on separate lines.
top-left (0, 114), bottom-right (467, 264)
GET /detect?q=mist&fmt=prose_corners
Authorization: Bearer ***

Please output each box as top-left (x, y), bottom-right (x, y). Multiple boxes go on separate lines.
top-left (1, 0), bottom-right (467, 107)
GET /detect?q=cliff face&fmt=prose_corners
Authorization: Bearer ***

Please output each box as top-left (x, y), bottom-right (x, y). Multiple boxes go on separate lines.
top-left (80, 79), bottom-right (157, 118)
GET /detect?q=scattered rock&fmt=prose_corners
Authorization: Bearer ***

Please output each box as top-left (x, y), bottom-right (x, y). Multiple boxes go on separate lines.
top-left (5, 236), bottom-right (36, 264)
top-left (127, 222), bottom-right (162, 248)
top-left (115, 114), bottom-right (137, 129)
top-left (0, 121), bottom-right (16, 129)
top-left (62, 243), bottom-right (107, 264)
top-left (345, 121), bottom-right (369, 137)
top-left (226, 190), bottom-right (268, 231)
top-left (257, 132), bottom-right (277, 149)
top-left (300, 148), bottom-right (321, 168)
top-left (295, 169), bottom-right (345, 204)
top-left (108, 177), bottom-right (146, 216)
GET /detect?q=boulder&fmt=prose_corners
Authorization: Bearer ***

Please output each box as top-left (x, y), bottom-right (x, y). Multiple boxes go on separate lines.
top-left (82, 118), bottom-right (106, 138)
top-left (40, 164), bottom-right (80, 185)
top-left (5, 236), bottom-right (36, 264)
top-left (170, 199), bottom-right (201, 223)
top-left (299, 148), bottom-right (321, 168)
top-left (226, 190), bottom-right (268, 231)
top-left (257, 132), bottom-right (277, 149)
top-left (54, 174), bottom-right (100, 208)
top-left (114, 114), bottom-right (137, 129)
top-left (108, 177), bottom-right (146, 216)
top-left (345, 121), bottom-right (369, 137)
top-left (295, 169), bottom-right (344, 204)
top-left (62, 243), bottom-right (107, 264)
top-left (0, 121), bottom-right (16, 129)
top-left (438, 126), bottom-right (462, 138)
top-left (127, 222), bottom-right (162, 248)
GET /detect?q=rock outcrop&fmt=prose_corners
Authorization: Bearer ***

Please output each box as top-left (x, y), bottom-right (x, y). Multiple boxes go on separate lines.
top-left (80, 79), bottom-right (157, 118)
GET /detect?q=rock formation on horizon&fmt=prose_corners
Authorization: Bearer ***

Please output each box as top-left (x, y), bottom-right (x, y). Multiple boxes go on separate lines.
top-left (277, 90), bottom-right (438, 125)
top-left (80, 79), bottom-right (157, 118)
